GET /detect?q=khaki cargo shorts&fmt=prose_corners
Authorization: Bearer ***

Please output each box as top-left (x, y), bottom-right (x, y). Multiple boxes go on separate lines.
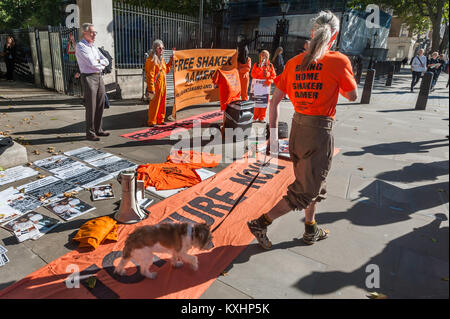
top-left (283, 112), bottom-right (334, 211)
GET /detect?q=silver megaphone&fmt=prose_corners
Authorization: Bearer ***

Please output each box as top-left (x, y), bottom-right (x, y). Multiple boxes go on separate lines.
top-left (114, 169), bottom-right (148, 224)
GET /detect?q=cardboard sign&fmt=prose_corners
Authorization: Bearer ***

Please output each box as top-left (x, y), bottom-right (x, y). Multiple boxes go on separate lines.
top-left (173, 49), bottom-right (237, 113)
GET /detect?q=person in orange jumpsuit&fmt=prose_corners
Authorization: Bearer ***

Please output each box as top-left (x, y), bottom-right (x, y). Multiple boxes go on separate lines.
top-left (145, 39), bottom-right (173, 126)
top-left (238, 42), bottom-right (251, 101)
top-left (250, 50), bottom-right (277, 123)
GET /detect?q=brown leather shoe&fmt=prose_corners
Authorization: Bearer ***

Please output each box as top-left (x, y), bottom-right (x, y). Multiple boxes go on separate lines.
top-left (86, 135), bottom-right (100, 141)
top-left (96, 131), bottom-right (110, 137)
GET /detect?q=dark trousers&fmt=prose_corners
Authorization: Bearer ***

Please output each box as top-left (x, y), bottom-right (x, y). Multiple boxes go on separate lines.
top-left (5, 60), bottom-right (14, 80)
top-left (411, 71), bottom-right (422, 90)
top-left (81, 73), bottom-right (106, 137)
top-left (431, 70), bottom-right (441, 88)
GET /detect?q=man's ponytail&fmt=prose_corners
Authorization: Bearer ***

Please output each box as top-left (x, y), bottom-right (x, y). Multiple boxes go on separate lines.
top-left (299, 11), bottom-right (339, 72)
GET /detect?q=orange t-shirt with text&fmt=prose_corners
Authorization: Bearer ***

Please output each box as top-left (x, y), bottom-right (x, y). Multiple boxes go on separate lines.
top-left (136, 163), bottom-right (202, 190)
top-left (274, 51), bottom-right (357, 117)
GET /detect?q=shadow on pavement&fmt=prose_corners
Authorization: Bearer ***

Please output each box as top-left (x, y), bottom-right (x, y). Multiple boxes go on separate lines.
top-left (376, 160), bottom-right (448, 183)
top-left (342, 139), bottom-right (448, 156)
top-left (317, 180), bottom-right (448, 226)
top-left (294, 214), bottom-right (449, 298)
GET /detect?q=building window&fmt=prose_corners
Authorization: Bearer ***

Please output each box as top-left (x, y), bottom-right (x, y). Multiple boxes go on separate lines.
top-left (400, 24), bottom-right (409, 37)
top-left (397, 46), bottom-right (405, 59)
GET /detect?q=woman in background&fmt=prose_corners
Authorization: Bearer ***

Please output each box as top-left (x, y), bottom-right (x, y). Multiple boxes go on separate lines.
top-left (145, 39), bottom-right (173, 126)
top-left (250, 50), bottom-right (277, 123)
top-left (2, 36), bottom-right (16, 81)
top-left (272, 46), bottom-right (285, 76)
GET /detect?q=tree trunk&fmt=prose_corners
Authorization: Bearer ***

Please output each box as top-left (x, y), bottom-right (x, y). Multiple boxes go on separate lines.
top-left (430, 2), bottom-right (443, 53)
top-left (439, 23), bottom-right (449, 54)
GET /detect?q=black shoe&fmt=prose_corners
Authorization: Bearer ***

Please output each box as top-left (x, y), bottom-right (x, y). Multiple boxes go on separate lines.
top-left (86, 135), bottom-right (100, 141)
top-left (96, 131), bottom-right (110, 137)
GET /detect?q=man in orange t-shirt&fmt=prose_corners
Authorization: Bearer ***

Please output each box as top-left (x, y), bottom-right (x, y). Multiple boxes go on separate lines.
top-left (248, 11), bottom-right (358, 249)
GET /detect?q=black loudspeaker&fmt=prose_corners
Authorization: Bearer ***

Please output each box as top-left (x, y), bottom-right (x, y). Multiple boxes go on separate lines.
top-left (223, 100), bottom-right (255, 142)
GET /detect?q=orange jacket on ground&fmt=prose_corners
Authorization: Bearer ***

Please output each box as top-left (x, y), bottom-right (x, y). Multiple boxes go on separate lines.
top-left (238, 57), bottom-right (251, 101)
top-left (251, 61), bottom-right (277, 86)
top-left (274, 51), bottom-right (357, 117)
top-left (167, 150), bottom-right (222, 168)
top-left (136, 163), bottom-right (202, 190)
top-left (212, 68), bottom-right (241, 111)
top-left (72, 216), bottom-right (118, 250)
top-left (145, 56), bottom-right (173, 125)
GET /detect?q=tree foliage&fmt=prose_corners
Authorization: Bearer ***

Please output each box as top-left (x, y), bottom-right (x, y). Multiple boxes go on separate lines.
top-left (0, 0), bottom-right (66, 30)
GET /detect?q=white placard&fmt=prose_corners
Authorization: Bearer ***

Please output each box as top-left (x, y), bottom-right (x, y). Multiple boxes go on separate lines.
top-left (65, 147), bottom-right (113, 163)
top-left (33, 155), bottom-right (79, 173)
top-left (253, 79), bottom-right (270, 96)
top-left (0, 166), bottom-right (39, 186)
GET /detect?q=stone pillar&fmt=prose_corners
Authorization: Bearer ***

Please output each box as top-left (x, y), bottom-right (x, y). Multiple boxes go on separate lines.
top-left (77, 0), bottom-right (116, 86)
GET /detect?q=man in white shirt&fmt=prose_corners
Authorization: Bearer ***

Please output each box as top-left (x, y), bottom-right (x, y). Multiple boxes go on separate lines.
top-left (410, 49), bottom-right (427, 93)
top-left (75, 23), bottom-right (110, 141)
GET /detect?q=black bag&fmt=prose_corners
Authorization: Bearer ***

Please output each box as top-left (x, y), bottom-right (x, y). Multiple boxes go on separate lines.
top-left (265, 121), bottom-right (289, 140)
top-left (98, 47), bottom-right (113, 74)
top-left (0, 136), bottom-right (14, 156)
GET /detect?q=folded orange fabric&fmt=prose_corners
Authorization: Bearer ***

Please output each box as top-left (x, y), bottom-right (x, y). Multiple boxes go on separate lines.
top-left (136, 163), bottom-right (202, 190)
top-left (73, 216), bottom-right (118, 250)
top-left (167, 150), bottom-right (222, 168)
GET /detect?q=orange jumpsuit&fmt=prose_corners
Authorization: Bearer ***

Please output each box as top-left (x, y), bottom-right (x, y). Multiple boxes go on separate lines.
top-left (251, 62), bottom-right (277, 121)
top-left (145, 56), bottom-right (172, 126)
top-left (238, 57), bottom-right (251, 101)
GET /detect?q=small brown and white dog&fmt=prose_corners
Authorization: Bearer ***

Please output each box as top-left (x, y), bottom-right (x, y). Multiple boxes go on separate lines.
top-left (115, 222), bottom-right (213, 279)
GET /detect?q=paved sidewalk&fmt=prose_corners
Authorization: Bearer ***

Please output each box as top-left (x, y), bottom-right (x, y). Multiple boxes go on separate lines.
top-left (0, 68), bottom-right (448, 299)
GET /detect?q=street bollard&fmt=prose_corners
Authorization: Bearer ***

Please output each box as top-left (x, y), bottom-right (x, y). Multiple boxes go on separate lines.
top-left (385, 64), bottom-right (394, 86)
top-left (361, 69), bottom-right (375, 104)
top-left (415, 71), bottom-right (433, 110)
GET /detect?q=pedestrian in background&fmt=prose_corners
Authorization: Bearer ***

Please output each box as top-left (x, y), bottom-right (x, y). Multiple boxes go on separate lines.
top-left (2, 36), bottom-right (16, 81)
top-left (145, 39), bottom-right (173, 127)
top-left (75, 23), bottom-right (110, 141)
top-left (247, 10), bottom-right (358, 249)
top-left (250, 50), bottom-right (277, 123)
top-left (410, 49), bottom-right (427, 93)
top-left (272, 46), bottom-right (285, 76)
top-left (428, 53), bottom-right (445, 91)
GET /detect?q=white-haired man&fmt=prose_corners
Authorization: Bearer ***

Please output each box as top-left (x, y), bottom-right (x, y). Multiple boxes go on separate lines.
top-left (75, 23), bottom-right (110, 141)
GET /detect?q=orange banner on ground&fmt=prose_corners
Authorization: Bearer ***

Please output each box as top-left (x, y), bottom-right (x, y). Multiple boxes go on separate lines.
top-left (0, 155), bottom-right (293, 299)
top-left (173, 49), bottom-right (237, 115)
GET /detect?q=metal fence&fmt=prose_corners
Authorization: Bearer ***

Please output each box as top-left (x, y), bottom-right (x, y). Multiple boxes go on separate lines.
top-left (113, 0), bottom-right (203, 69)
top-left (1, 26), bottom-right (83, 96)
top-left (0, 29), bottom-right (34, 83)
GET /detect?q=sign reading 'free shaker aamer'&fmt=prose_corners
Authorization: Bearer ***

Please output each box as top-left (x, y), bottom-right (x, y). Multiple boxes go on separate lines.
top-left (172, 49), bottom-right (237, 114)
